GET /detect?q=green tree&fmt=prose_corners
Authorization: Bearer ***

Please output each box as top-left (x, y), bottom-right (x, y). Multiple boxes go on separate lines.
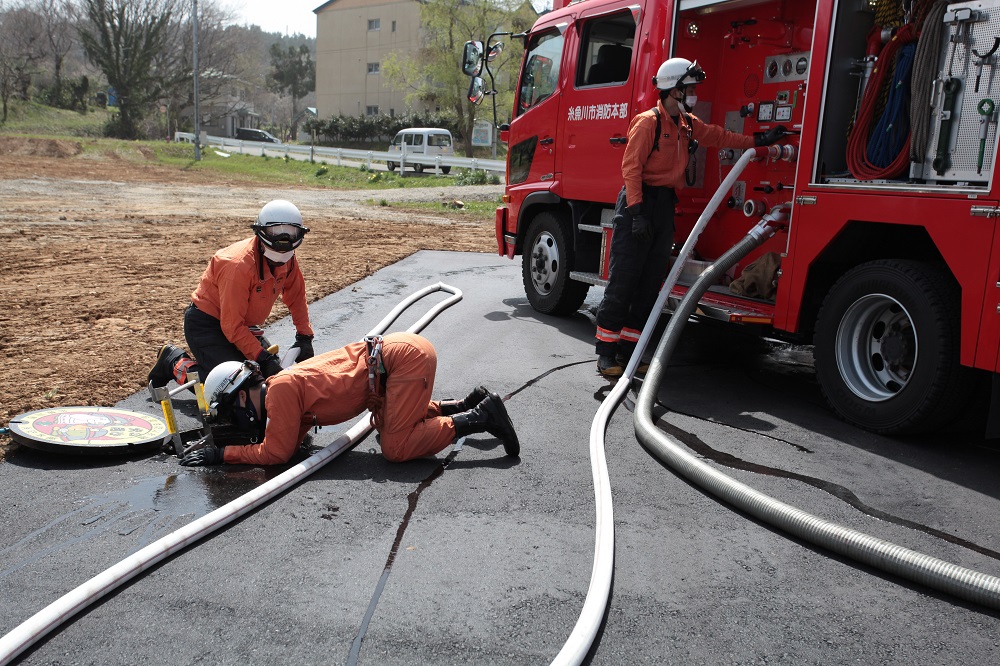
top-left (382, 0), bottom-right (533, 156)
top-left (269, 43), bottom-right (315, 140)
top-left (78, 0), bottom-right (177, 138)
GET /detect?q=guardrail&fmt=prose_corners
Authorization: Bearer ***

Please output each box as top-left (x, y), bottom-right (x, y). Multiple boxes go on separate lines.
top-left (173, 132), bottom-right (506, 176)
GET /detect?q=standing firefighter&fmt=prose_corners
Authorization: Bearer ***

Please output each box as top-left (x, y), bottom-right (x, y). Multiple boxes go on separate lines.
top-left (594, 58), bottom-right (787, 378)
top-left (179, 332), bottom-right (520, 466)
top-left (148, 199), bottom-right (315, 387)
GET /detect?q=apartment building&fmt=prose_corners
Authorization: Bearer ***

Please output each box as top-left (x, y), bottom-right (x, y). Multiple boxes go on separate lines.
top-left (313, 0), bottom-right (425, 118)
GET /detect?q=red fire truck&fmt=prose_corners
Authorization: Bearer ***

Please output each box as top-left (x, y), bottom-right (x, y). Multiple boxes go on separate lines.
top-left (462, 0), bottom-right (1000, 436)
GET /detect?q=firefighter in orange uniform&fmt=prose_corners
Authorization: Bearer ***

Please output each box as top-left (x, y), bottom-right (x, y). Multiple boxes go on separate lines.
top-left (147, 199), bottom-right (315, 387)
top-left (178, 332), bottom-right (520, 466)
top-left (595, 58), bottom-right (787, 377)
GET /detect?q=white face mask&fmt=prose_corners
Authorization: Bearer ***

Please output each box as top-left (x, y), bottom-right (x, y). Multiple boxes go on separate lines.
top-left (684, 94), bottom-right (698, 109)
top-left (263, 246), bottom-right (295, 263)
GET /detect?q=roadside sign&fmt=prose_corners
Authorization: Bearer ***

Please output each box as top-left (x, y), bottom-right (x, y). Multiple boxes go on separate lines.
top-left (471, 120), bottom-right (493, 147)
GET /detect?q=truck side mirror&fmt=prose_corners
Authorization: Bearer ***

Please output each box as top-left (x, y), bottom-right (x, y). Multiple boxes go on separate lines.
top-left (487, 42), bottom-right (505, 62)
top-left (462, 41), bottom-right (484, 76)
top-left (467, 77), bottom-right (486, 105)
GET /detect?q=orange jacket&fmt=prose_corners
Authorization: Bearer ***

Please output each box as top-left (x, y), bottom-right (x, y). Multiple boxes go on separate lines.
top-left (622, 99), bottom-right (755, 208)
top-left (190, 237), bottom-right (313, 360)
top-left (224, 332), bottom-right (454, 465)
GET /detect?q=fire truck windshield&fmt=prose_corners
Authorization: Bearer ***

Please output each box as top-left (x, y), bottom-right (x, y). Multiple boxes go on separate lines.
top-left (518, 30), bottom-right (563, 115)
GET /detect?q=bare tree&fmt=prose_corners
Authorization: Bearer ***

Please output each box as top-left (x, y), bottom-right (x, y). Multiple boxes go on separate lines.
top-left (0, 0), bottom-right (47, 121)
top-left (37, 0), bottom-right (78, 102)
top-left (78, 0), bottom-right (180, 138)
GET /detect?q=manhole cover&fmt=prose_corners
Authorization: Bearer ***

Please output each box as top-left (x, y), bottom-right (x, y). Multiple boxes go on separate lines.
top-left (8, 406), bottom-right (169, 455)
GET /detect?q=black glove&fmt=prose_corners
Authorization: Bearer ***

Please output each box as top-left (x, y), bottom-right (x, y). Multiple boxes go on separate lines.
top-left (255, 348), bottom-right (283, 378)
top-left (290, 333), bottom-right (314, 362)
top-left (180, 444), bottom-right (226, 466)
top-left (631, 214), bottom-right (652, 244)
top-left (755, 124), bottom-right (788, 147)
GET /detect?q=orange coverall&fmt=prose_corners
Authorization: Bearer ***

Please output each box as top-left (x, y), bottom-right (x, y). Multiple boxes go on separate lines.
top-left (190, 236), bottom-right (313, 361)
top-left (223, 332), bottom-right (456, 465)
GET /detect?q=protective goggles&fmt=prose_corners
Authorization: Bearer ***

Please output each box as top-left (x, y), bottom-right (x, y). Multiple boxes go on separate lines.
top-left (680, 61), bottom-right (706, 86)
top-left (252, 222), bottom-right (309, 252)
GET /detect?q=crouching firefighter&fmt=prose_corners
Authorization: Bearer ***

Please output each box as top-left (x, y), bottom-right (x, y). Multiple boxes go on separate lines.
top-left (179, 332), bottom-right (520, 466)
top-left (148, 199), bottom-right (315, 389)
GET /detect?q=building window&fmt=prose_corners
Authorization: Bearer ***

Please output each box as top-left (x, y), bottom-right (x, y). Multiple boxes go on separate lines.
top-left (367, 62), bottom-right (380, 74)
top-left (391, 20), bottom-right (396, 32)
top-left (368, 18), bottom-right (380, 31)
top-left (366, 106), bottom-right (379, 116)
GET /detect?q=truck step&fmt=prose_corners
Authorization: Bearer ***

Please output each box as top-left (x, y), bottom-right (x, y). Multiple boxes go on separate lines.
top-left (570, 272), bottom-right (775, 325)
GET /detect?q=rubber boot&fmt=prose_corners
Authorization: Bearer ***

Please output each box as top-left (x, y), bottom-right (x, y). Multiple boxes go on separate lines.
top-left (451, 392), bottom-right (520, 457)
top-left (148, 344), bottom-right (197, 387)
top-left (438, 385), bottom-right (490, 416)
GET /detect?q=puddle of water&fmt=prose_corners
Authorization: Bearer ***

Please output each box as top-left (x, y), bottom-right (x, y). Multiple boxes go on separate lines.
top-left (0, 470), bottom-right (271, 579)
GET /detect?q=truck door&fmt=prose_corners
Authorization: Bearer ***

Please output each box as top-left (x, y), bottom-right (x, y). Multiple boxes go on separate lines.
top-left (558, 2), bottom-right (644, 204)
top-left (508, 21), bottom-right (569, 187)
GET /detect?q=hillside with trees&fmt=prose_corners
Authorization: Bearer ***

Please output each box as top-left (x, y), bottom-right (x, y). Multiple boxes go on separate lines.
top-left (0, 0), bottom-right (315, 140)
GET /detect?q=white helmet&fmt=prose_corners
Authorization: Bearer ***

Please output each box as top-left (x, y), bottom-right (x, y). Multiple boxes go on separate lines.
top-left (203, 360), bottom-right (260, 414)
top-left (652, 58), bottom-right (707, 90)
top-left (252, 200), bottom-right (309, 261)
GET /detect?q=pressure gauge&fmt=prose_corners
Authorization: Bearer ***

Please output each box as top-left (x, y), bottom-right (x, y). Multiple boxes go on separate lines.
top-left (796, 57), bottom-right (808, 75)
top-left (757, 101), bottom-right (775, 122)
top-left (766, 60), bottom-right (779, 79)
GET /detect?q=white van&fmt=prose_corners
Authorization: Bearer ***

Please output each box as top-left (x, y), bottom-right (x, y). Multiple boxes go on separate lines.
top-left (386, 128), bottom-right (454, 174)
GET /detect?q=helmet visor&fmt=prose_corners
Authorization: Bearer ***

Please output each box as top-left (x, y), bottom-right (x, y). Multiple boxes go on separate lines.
top-left (255, 223), bottom-right (309, 252)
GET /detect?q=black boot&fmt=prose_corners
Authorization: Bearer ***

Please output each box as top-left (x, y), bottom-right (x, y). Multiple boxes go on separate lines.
top-left (148, 344), bottom-right (194, 387)
top-left (438, 385), bottom-right (490, 416)
top-left (451, 392), bottom-right (519, 457)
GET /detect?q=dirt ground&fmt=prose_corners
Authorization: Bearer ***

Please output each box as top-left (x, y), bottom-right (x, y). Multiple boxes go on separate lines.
top-left (0, 137), bottom-right (502, 458)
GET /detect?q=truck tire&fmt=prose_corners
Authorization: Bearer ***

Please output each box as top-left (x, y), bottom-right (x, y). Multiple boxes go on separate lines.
top-left (522, 212), bottom-right (589, 315)
top-left (442, 167), bottom-right (451, 175)
top-left (386, 162), bottom-right (396, 171)
top-left (414, 163), bottom-right (425, 173)
top-left (813, 259), bottom-right (972, 434)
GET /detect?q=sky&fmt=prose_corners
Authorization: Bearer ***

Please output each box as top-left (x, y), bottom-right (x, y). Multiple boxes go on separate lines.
top-left (228, 0), bottom-right (555, 39)
top-left (229, 0), bottom-right (321, 38)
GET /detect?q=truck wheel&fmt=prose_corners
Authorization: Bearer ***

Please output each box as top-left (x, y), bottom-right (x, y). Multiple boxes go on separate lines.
top-left (441, 167), bottom-right (451, 175)
top-left (386, 162), bottom-right (396, 171)
top-left (813, 259), bottom-right (972, 434)
top-left (414, 163), bottom-right (425, 173)
top-left (522, 212), bottom-right (589, 315)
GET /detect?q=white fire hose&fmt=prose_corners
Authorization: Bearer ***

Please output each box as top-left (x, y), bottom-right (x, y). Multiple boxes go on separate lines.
top-left (551, 148), bottom-right (770, 665)
top-left (0, 282), bottom-right (463, 665)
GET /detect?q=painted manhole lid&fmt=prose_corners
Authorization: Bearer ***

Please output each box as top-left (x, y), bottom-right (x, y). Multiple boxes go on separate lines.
top-left (8, 406), bottom-right (169, 455)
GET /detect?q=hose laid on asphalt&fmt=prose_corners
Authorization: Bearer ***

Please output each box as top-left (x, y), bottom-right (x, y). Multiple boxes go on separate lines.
top-left (633, 235), bottom-right (1000, 610)
top-left (550, 148), bottom-right (769, 666)
top-left (0, 282), bottom-right (463, 666)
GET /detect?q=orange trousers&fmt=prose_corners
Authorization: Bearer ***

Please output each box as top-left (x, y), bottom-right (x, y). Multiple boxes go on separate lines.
top-left (376, 333), bottom-right (456, 462)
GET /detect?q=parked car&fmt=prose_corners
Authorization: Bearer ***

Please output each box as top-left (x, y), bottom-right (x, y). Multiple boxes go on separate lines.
top-left (236, 127), bottom-right (281, 143)
top-left (386, 128), bottom-right (454, 174)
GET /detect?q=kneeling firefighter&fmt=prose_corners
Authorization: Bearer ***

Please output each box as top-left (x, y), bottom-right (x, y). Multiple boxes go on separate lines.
top-left (179, 332), bottom-right (520, 466)
top-left (594, 58), bottom-right (788, 378)
top-left (148, 199), bottom-right (315, 388)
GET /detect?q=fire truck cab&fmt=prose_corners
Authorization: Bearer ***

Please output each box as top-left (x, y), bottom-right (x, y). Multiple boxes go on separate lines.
top-left (465, 0), bottom-right (1000, 436)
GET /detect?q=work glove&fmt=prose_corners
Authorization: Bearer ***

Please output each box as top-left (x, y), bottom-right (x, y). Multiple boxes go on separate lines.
top-left (290, 333), bottom-right (315, 362)
top-left (626, 204), bottom-right (652, 245)
top-left (255, 348), bottom-right (283, 378)
top-left (754, 124), bottom-right (788, 147)
top-left (179, 443), bottom-right (226, 466)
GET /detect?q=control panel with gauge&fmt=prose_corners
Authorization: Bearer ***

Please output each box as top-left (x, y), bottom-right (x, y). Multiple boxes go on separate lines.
top-left (763, 52), bottom-right (810, 84)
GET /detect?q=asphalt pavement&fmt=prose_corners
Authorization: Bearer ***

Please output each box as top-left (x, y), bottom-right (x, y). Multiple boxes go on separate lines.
top-left (1, 250), bottom-right (999, 665)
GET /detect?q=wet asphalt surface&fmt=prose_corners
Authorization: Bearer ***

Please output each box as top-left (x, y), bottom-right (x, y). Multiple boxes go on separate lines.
top-left (2, 250), bottom-right (999, 665)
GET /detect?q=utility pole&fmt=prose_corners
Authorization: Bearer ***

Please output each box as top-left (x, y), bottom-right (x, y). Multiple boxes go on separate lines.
top-left (192, 0), bottom-right (201, 160)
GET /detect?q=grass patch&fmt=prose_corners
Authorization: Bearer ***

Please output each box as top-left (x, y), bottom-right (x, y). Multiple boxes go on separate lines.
top-left (0, 99), bottom-right (113, 137)
top-left (375, 199), bottom-right (499, 221)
